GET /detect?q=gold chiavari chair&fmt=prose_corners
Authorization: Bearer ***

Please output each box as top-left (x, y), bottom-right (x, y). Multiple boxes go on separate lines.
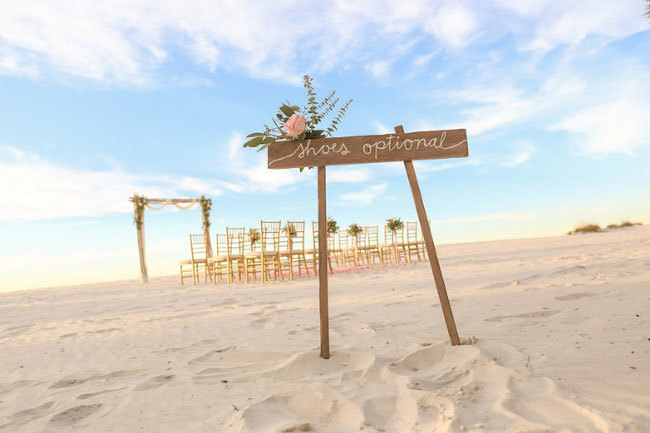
top-left (379, 226), bottom-right (396, 265)
top-left (362, 225), bottom-right (384, 265)
top-left (311, 221), bottom-right (334, 275)
top-left (245, 221), bottom-right (283, 283)
top-left (278, 223), bottom-right (293, 280)
top-left (210, 234), bottom-right (229, 283)
top-left (340, 229), bottom-right (359, 267)
top-left (327, 229), bottom-right (342, 268)
top-left (405, 221), bottom-right (423, 262)
top-left (243, 228), bottom-right (260, 283)
top-left (225, 227), bottom-right (246, 283)
top-left (355, 227), bottom-right (369, 265)
top-left (179, 234), bottom-right (212, 285)
top-left (280, 221), bottom-right (311, 280)
top-left (392, 226), bottom-right (409, 264)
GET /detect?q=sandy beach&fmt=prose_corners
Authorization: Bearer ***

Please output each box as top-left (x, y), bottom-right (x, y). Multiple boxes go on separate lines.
top-left (1, 225), bottom-right (648, 432)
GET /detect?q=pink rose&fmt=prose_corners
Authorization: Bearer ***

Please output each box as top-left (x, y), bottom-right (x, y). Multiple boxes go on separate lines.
top-left (284, 114), bottom-right (306, 138)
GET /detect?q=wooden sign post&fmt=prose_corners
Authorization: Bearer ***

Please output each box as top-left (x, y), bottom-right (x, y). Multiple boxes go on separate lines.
top-left (268, 126), bottom-right (467, 358)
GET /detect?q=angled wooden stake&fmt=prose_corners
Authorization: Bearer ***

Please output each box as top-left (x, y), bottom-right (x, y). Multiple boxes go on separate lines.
top-left (396, 125), bottom-right (460, 346)
top-left (318, 166), bottom-right (330, 359)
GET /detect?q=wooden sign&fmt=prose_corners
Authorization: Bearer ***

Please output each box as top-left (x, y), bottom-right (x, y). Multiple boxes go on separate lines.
top-left (268, 129), bottom-right (467, 169)
top-left (268, 125), bottom-right (464, 359)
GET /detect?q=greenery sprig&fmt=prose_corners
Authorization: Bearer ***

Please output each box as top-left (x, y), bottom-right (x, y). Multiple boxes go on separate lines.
top-left (326, 217), bottom-right (339, 234)
top-left (249, 229), bottom-right (260, 246)
top-left (132, 194), bottom-right (145, 229)
top-left (244, 75), bottom-right (353, 154)
top-left (284, 223), bottom-right (297, 238)
top-left (386, 218), bottom-right (404, 233)
top-left (199, 195), bottom-right (212, 231)
top-left (348, 223), bottom-right (363, 236)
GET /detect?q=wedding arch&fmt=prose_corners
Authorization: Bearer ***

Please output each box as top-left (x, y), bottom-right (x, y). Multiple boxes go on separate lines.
top-left (130, 194), bottom-right (212, 283)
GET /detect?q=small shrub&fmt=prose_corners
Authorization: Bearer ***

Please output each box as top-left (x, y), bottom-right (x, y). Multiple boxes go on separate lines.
top-left (568, 224), bottom-right (601, 235)
top-left (606, 223), bottom-right (619, 229)
top-left (620, 221), bottom-right (641, 227)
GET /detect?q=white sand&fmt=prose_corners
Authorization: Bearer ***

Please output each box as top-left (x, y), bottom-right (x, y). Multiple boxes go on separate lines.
top-left (1, 225), bottom-right (649, 432)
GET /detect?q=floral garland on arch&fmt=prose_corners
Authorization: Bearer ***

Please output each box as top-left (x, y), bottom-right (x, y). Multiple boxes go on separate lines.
top-left (199, 195), bottom-right (212, 231)
top-left (132, 194), bottom-right (146, 230)
top-left (244, 75), bottom-right (352, 171)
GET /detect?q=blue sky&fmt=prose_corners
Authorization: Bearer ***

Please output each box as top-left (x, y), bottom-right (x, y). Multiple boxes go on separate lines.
top-left (1, 0), bottom-right (649, 291)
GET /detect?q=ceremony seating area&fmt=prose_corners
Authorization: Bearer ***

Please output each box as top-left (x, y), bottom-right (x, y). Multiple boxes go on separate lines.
top-left (179, 220), bottom-right (428, 285)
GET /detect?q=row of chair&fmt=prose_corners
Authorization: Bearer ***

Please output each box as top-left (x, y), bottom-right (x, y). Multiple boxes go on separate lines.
top-left (179, 220), bottom-right (427, 285)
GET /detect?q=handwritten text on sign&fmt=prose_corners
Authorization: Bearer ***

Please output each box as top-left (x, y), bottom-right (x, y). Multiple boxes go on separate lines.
top-left (267, 129), bottom-right (468, 169)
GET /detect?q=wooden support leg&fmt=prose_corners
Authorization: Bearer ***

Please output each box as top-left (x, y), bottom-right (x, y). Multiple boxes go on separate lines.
top-left (318, 166), bottom-right (330, 359)
top-left (396, 125), bottom-right (461, 346)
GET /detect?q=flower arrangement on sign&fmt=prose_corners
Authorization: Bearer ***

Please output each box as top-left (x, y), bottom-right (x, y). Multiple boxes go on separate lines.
top-left (348, 223), bottom-right (363, 237)
top-left (243, 75), bottom-right (353, 170)
top-left (326, 217), bottom-right (339, 235)
top-left (249, 229), bottom-right (261, 247)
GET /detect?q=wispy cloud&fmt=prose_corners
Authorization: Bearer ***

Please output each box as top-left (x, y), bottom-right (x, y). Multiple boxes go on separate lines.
top-left (0, 145), bottom-right (222, 221)
top-left (500, 142), bottom-right (535, 167)
top-left (337, 183), bottom-right (388, 206)
top-left (328, 167), bottom-right (373, 183)
top-left (1, 0), bottom-right (645, 85)
top-left (550, 98), bottom-right (650, 155)
top-left (414, 158), bottom-right (481, 172)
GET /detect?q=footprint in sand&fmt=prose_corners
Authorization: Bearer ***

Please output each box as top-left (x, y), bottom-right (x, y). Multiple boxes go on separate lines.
top-left (134, 375), bottom-right (174, 391)
top-left (485, 310), bottom-right (560, 322)
top-left (0, 401), bottom-right (56, 429)
top-left (242, 393), bottom-right (363, 432)
top-left (49, 404), bottom-right (104, 426)
top-left (555, 292), bottom-right (596, 301)
top-left (502, 372), bottom-right (610, 431)
top-left (76, 388), bottom-right (125, 400)
top-left (190, 351), bottom-right (288, 384)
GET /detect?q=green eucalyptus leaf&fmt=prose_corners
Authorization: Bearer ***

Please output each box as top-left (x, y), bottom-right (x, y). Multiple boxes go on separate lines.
top-left (279, 105), bottom-right (295, 117)
top-left (246, 132), bottom-right (264, 138)
top-left (243, 136), bottom-right (263, 147)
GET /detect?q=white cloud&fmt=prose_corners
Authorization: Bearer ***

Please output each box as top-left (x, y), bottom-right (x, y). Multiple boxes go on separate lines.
top-left (0, 146), bottom-right (221, 221)
top-left (425, 5), bottom-right (478, 47)
top-left (525, 1), bottom-right (648, 53)
top-left (414, 157), bottom-right (480, 172)
top-left (328, 167), bottom-right (372, 183)
top-left (550, 99), bottom-right (650, 155)
top-left (365, 59), bottom-right (393, 78)
top-left (337, 183), bottom-right (388, 206)
top-left (500, 142), bottom-right (535, 167)
top-left (373, 122), bottom-right (392, 135)
top-left (2, 0), bottom-right (643, 85)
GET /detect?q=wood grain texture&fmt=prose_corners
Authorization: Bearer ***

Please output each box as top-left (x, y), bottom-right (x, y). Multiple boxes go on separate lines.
top-left (268, 129), bottom-right (468, 169)
top-left (318, 167), bottom-right (330, 359)
top-left (397, 125), bottom-right (460, 346)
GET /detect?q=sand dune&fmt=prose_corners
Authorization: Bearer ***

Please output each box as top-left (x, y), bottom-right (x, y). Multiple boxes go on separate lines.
top-left (1, 225), bottom-right (649, 432)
